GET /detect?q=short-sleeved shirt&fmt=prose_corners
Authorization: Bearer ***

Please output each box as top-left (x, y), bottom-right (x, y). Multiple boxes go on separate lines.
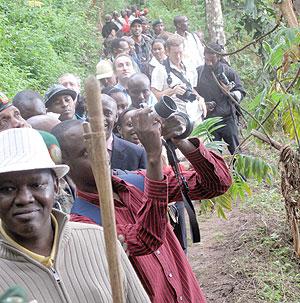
top-left (175, 31), bottom-right (204, 87)
top-left (151, 61), bottom-right (204, 122)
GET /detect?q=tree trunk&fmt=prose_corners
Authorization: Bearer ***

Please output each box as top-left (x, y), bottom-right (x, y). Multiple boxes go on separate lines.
top-left (205, 0), bottom-right (226, 46)
top-left (279, 0), bottom-right (299, 27)
top-left (280, 146), bottom-right (300, 257)
top-left (252, 130), bottom-right (300, 258)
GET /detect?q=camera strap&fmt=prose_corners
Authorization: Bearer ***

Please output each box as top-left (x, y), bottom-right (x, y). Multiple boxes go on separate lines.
top-left (211, 70), bottom-right (245, 120)
top-left (163, 58), bottom-right (193, 90)
top-left (163, 139), bottom-right (201, 243)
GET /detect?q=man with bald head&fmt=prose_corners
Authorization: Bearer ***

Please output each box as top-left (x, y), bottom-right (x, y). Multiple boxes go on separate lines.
top-left (27, 114), bottom-right (61, 132)
top-left (12, 89), bottom-right (46, 120)
top-left (102, 94), bottom-right (146, 170)
top-left (127, 73), bottom-right (157, 109)
top-left (51, 109), bottom-right (232, 303)
top-left (174, 15), bottom-right (204, 87)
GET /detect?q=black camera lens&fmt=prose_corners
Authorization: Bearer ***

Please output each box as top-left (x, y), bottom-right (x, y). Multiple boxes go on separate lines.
top-left (154, 96), bottom-right (177, 118)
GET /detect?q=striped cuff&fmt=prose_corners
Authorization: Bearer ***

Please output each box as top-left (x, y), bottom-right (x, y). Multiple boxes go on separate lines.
top-left (185, 138), bottom-right (210, 162)
top-left (144, 175), bottom-right (168, 199)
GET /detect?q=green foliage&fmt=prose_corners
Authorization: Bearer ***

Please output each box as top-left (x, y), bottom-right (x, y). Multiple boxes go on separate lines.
top-left (238, 184), bottom-right (300, 302)
top-left (196, 118), bottom-right (277, 219)
top-left (222, 0), bottom-right (278, 100)
top-left (192, 117), bottom-right (225, 140)
top-left (191, 117), bottom-right (228, 152)
top-left (234, 153), bottom-right (277, 183)
top-left (247, 26), bottom-right (300, 141)
top-left (105, 0), bottom-right (129, 14)
top-left (201, 172), bottom-right (252, 219)
top-left (0, 0), bottom-right (101, 97)
top-left (147, 0), bottom-right (206, 32)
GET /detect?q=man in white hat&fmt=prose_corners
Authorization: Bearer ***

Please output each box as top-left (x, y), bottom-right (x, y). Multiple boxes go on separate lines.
top-left (0, 128), bottom-right (150, 303)
top-left (96, 60), bottom-right (116, 88)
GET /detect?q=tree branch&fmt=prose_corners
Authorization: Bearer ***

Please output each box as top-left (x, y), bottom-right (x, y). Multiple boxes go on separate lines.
top-left (286, 67), bottom-right (300, 91)
top-left (211, 72), bottom-right (272, 142)
top-left (251, 130), bottom-right (282, 150)
top-left (203, 18), bottom-right (282, 56)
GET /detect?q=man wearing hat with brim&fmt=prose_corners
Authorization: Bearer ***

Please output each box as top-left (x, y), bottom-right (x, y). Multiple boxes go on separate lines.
top-left (0, 127), bottom-right (150, 303)
top-left (44, 84), bottom-right (84, 122)
top-left (96, 60), bottom-right (117, 88)
top-left (130, 18), bottom-right (152, 64)
top-left (0, 92), bottom-right (31, 132)
top-left (152, 19), bottom-right (165, 38)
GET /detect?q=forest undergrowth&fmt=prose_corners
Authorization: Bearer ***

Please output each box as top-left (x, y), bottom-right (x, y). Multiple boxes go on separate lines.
top-left (189, 135), bottom-right (300, 303)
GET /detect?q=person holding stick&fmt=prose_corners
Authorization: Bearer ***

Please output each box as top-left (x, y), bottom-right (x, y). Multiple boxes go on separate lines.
top-left (52, 105), bottom-right (232, 302)
top-left (0, 128), bottom-right (150, 303)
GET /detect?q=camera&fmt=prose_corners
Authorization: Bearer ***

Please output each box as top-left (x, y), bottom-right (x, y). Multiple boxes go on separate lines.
top-left (176, 87), bottom-right (197, 103)
top-left (155, 96), bottom-right (194, 139)
top-left (143, 96), bottom-right (194, 139)
top-left (217, 72), bottom-right (235, 90)
top-left (153, 95), bottom-right (177, 118)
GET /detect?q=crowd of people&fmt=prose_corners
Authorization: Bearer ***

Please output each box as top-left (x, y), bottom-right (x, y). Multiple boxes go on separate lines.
top-left (0, 4), bottom-right (247, 303)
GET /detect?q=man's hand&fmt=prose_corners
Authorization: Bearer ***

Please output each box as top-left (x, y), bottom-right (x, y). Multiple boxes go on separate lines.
top-left (131, 107), bottom-right (164, 181)
top-left (131, 107), bottom-right (162, 158)
top-left (172, 84), bottom-right (186, 96)
top-left (197, 96), bottom-right (207, 118)
top-left (219, 81), bottom-right (232, 95)
top-left (161, 114), bottom-right (186, 140)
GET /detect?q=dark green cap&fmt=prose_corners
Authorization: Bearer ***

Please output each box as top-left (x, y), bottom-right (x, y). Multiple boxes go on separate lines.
top-left (39, 130), bottom-right (62, 165)
top-left (44, 84), bottom-right (77, 107)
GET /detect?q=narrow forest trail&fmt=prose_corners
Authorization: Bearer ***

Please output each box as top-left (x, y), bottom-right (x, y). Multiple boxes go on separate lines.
top-left (188, 206), bottom-right (275, 303)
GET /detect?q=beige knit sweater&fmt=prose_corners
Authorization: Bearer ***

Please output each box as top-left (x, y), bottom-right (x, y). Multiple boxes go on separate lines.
top-left (0, 210), bottom-right (150, 303)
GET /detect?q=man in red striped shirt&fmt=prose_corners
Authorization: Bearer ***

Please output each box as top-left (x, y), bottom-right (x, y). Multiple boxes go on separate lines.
top-left (52, 108), bottom-right (232, 303)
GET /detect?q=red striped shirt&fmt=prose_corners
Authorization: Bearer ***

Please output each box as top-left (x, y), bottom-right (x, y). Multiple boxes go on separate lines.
top-left (70, 138), bottom-right (232, 302)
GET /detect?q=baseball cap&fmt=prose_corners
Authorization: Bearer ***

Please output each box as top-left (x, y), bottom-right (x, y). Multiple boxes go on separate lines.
top-left (44, 84), bottom-right (77, 107)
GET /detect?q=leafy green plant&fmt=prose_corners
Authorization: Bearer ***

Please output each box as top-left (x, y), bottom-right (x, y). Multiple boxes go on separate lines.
top-left (195, 117), bottom-right (277, 219)
top-left (234, 153), bottom-right (277, 183)
top-left (192, 117), bottom-right (225, 139)
top-left (0, 0), bottom-right (101, 97)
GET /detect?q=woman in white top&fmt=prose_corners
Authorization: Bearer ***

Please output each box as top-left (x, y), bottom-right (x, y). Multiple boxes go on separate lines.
top-left (146, 39), bottom-right (167, 78)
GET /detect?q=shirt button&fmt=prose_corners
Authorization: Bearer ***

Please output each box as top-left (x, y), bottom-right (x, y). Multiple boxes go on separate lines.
top-left (179, 296), bottom-right (183, 301)
top-left (156, 250), bottom-right (160, 255)
top-left (168, 273), bottom-right (173, 278)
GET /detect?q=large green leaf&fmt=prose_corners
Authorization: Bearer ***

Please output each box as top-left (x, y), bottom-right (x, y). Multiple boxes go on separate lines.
top-left (234, 154), bottom-right (277, 182)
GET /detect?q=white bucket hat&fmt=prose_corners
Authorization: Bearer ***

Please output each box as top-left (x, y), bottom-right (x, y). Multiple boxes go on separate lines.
top-left (0, 128), bottom-right (69, 178)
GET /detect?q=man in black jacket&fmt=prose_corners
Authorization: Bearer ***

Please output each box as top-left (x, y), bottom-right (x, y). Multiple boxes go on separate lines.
top-left (196, 43), bottom-right (246, 154)
top-left (102, 94), bottom-right (147, 170)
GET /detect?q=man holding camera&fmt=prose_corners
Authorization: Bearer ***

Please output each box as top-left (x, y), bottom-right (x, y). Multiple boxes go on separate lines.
top-left (52, 106), bottom-right (232, 303)
top-left (196, 42), bottom-right (246, 154)
top-left (151, 35), bottom-right (207, 124)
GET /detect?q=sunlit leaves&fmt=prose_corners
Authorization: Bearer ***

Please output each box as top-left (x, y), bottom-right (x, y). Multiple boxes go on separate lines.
top-left (282, 96), bottom-right (300, 140)
top-left (234, 154), bottom-right (277, 184)
top-left (191, 117), bottom-right (225, 142)
top-left (0, 0), bottom-right (100, 96)
top-left (195, 117), bottom-right (277, 219)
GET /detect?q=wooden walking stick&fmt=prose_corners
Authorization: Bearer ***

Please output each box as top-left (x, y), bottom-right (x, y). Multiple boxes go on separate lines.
top-left (83, 76), bottom-right (125, 302)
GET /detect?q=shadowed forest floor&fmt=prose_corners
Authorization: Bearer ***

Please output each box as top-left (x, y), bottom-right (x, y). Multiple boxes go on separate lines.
top-left (188, 201), bottom-right (300, 303)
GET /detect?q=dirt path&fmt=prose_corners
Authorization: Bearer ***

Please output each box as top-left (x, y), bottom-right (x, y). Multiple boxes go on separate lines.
top-left (188, 207), bottom-right (261, 303)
